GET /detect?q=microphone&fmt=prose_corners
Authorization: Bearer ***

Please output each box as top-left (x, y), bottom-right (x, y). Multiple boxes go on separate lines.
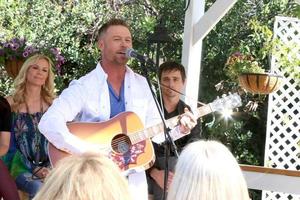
top-left (125, 48), bottom-right (150, 63)
top-left (125, 48), bottom-right (156, 72)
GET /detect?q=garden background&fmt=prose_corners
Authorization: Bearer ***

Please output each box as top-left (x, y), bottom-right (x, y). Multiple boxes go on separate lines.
top-left (1, 1), bottom-right (299, 199)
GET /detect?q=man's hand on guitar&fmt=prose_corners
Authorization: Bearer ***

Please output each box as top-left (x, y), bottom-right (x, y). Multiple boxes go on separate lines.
top-left (178, 107), bottom-right (197, 134)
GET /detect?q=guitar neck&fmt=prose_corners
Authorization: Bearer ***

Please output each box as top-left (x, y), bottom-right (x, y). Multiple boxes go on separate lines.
top-left (129, 104), bottom-right (212, 144)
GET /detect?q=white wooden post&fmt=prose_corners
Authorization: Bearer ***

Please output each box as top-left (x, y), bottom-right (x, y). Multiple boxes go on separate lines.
top-left (182, 0), bottom-right (237, 108)
top-left (181, 0), bottom-right (205, 108)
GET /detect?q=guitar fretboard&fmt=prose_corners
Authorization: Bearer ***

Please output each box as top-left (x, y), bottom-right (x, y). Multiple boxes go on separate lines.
top-left (128, 104), bottom-right (212, 144)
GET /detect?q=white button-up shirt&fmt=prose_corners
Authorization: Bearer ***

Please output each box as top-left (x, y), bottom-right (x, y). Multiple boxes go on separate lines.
top-left (38, 63), bottom-right (184, 200)
top-left (39, 63), bottom-right (163, 155)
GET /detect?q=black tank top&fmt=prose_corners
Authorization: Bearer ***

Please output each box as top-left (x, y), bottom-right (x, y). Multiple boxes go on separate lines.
top-left (0, 96), bottom-right (12, 131)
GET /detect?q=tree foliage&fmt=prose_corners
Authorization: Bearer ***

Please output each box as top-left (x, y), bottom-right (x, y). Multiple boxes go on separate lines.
top-left (0, 3), bottom-right (299, 196)
top-left (0, 0), bottom-right (187, 93)
top-left (200, 0), bottom-right (299, 170)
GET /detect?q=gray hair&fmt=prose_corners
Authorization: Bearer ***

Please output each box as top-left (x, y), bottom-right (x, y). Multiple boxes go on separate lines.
top-left (167, 140), bottom-right (249, 200)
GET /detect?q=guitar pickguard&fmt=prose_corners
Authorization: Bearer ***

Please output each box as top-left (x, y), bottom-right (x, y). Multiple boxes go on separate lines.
top-left (109, 140), bottom-right (146, 171)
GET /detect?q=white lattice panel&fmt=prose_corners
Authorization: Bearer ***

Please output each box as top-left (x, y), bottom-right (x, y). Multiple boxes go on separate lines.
top-left (263, 16), bottom-right (300, 200)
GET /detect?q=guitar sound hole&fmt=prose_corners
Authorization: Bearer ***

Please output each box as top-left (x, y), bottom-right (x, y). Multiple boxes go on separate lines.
top-left (111, 134), bottom-right (132, 154)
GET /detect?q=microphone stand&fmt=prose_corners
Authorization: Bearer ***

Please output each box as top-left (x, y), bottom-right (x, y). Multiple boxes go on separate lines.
top-left (139, 60), bottom-right (178, 200)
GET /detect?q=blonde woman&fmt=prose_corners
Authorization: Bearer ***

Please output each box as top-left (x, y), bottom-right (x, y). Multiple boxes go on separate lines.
top-left (5, 54), bottom-right (56, 199)
top-left (167, 140), bottom-right (250, 200)
top-left (33, 154), bottom-right (132, 200)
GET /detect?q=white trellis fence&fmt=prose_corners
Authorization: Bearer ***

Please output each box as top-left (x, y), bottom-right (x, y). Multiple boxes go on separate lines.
top-left (263, 16), bottom-right (300, 200)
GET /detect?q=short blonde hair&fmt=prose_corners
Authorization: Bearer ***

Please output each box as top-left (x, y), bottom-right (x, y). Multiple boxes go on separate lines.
top-left (33, 154), bottom-right (132, 200)
top-left (97, 18), bottom-right (130, 40)
top-left (167, 140), bottom-right (249, 200)
top-left (11, 54), bottom-right (55, 111)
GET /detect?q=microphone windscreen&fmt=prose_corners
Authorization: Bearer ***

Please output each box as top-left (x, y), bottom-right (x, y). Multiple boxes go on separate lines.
top-left (125, 48), bottom-right (134, 58)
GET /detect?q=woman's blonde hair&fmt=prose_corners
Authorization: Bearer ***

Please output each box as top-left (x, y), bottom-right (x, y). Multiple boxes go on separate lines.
top-left (33, 154), bottom-right (132, 200)
top-left (167, 140), bottom-right (249, 200)
top-left (11, 54), bottom-right (55, 111)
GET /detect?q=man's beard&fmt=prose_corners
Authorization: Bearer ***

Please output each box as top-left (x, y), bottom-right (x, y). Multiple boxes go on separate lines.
top-left (163, 90), bottom-right (177, 98)
top-left (113, 55), bottom-right (128, 66)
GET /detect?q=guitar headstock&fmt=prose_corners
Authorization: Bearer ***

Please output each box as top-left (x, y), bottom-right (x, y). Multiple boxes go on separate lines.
top-left (210, 93), bottom-right (242, 112)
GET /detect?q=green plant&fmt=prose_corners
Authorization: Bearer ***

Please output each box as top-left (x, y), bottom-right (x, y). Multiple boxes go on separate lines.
top-left (250, 19), bottom-right (300, 81)
top-left (224, 19), bottom-right (300, 83)
top-left (225, 52), bottom-right (265, 81)
top-left (271, 40), bottom-right (300, 80)
top-left (0, 37), bottom-right (65, 74)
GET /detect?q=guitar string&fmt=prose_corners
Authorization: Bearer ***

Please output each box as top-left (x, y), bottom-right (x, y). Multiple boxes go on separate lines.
top-left (110, 83), bottom-right (222, 146)
top-left (110, 131), bottom-right (147, 146)
top-left (110, 80), bottom-right (205, 149)
top-left (110, 93), bottom-right (240, 147)
top-left (110, 121), bottom-right (168, 146)
top-left (110, 128), bottom-right (158, 147)
top-left (151, 79), bottom-right (207, 106)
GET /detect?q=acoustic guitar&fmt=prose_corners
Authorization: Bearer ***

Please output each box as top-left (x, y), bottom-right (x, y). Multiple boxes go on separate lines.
top-left (49, 93), bottom-right (242, 175)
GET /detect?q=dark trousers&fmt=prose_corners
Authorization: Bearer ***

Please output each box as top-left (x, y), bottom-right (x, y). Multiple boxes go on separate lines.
top-left (0, 159), bottom-right (20, 200)
top-left (148, 156), bottom-right (177, 200)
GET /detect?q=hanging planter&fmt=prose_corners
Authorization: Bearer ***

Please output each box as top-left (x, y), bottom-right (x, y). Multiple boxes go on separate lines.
top-left (4, 59), bottom-right (25, 79)
top-left (238, 72), bottom-right (283, 94)
top-left (0, 38), bottom-right (65, 79)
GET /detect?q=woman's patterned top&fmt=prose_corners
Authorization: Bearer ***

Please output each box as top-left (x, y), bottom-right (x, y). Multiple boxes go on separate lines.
top-left (11, 111), bottom-right (49, 173)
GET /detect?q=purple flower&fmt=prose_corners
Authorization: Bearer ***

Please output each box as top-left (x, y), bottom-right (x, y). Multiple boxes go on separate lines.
top-left (11, 38), bottom-right (19, 44)
top-left (22, 51), bottom-right (29, 57)
top-left (1, 37), bottom-right (65, 75)
top-left (19, 38), bottom-right (26, 45)
top-left (57, 55), bottom-right (65, 62)
top-left (11, 43), bottom-right (20, 51)
top-left (24, 46), bottom-right (34, 54)
top-left (50, 48), bottom-right (59, 54)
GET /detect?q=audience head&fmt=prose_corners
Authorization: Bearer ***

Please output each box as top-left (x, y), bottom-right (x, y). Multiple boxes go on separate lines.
top-left (33, 153), bottom-right (131, 200)
top-left (11, 54), bottom-right (55, 110)
top-left (167, 140), bottom-right (249, 200)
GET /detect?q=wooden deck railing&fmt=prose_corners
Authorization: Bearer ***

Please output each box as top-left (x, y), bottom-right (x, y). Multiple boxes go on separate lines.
top-left (240, 164), bottom-right (300, 195)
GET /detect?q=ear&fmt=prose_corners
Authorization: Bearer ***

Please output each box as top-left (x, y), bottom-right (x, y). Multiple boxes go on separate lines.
top-left (97, 39), bottom-right (104, 50)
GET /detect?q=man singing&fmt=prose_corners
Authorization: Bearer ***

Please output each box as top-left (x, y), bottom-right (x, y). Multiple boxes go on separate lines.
top-left (39, 18), bottom-right (196, 200)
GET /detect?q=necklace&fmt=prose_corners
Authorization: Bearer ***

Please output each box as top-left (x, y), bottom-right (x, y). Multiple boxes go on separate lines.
top-left (23, 96), bottom-right (46, 167)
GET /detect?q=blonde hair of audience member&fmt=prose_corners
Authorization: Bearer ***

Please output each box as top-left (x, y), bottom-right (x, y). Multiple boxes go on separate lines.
top-left (167, 140), bottom-right (249, 200)
top-left (33, 154), bottom-right (132, 200)
top-left (11, 54), bottom-right (55, 111)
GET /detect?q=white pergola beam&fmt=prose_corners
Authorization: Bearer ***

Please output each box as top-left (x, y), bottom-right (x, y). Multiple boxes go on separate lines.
top-left (181, 0), bottom-right (205, 107)
top-left (193, 0), bottom-right (237, 44)
top-left (182, 0), bottom-right (237, 108)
